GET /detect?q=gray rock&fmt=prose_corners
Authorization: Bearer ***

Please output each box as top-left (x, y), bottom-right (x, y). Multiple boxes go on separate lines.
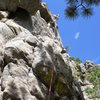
top-left (0, 11), bottom-right (9, 20)
top-left (84, 60), bottom-right (94, 72)
top-left (0, 22), bottom-right (16, 42)
top-left (0, 1), bottom-right (86, 100)
top-left (0, 0), bottom-right (41, 15)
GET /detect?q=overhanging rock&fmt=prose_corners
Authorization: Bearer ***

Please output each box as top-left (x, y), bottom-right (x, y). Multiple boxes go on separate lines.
top-left (0, 0), bottom-right (41, 15)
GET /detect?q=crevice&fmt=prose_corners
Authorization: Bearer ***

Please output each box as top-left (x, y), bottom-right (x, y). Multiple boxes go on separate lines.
top-left (8, 8), bottom-right (33, 32)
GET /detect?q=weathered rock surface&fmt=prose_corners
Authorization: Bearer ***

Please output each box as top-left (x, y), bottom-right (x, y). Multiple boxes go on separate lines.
top-left (0, 0), bottom-right (41, 15)
top-left (0, 1), bottom-right (87, 100)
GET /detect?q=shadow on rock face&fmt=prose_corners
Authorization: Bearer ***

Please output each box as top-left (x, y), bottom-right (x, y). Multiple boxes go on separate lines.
top-left (8, 8), bottom-right (33, 32)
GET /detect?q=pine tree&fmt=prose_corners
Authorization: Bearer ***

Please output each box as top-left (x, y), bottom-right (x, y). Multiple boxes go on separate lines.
top-left (65, 0), bottom-right (100, 19)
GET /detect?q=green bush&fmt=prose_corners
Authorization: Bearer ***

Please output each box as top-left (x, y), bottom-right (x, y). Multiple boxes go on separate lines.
top-left (75, 57), bottom-right (82, 64)
top-left (71, 57), bottom-right (75, 61)
top-left (86, 66), bottom-right (100, 98)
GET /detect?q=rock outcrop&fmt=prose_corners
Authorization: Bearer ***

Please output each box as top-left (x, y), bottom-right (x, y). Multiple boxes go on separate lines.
top-left (0, 0), bottom-right (41, 14)
top-left (0, 1), bottom-right (87, 100)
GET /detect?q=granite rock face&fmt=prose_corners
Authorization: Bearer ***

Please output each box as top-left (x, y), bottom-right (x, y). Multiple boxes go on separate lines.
top-left (0, 0), bottom-right (41, 14)
top-left (0, 1), bottom-right (86, 100)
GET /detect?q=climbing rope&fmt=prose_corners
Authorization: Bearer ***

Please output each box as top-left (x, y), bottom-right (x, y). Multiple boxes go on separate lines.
top-left (48, 69), bottom-right (54, 100)
top-left (48, 54), bottom-right (56, 100)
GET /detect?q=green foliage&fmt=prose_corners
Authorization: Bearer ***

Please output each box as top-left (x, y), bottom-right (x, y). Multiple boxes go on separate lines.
top-left (71, 57), bottom-right (82, 64)
top-left (87, 66), bottom-right (100, 84)
top-left (65, 0), bottom-right (100, 19)
top-left (75, 57), bottom-right (82, 64)
top-left (86, 66), bottom-right (100, 98)
top-left (71, 57), bottom-right (75, 61)
top-left (86, 87), bottom-right (93, 94)
top-left (65, 6), bottom-right (78, 19)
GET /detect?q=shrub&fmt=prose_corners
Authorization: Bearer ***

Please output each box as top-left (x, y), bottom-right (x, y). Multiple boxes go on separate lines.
top-left (86, 66), bottom-right (100, 98)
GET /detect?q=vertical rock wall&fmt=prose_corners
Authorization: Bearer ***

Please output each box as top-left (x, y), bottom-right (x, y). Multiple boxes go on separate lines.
top-left (0, 1), bottom-right (85, 100)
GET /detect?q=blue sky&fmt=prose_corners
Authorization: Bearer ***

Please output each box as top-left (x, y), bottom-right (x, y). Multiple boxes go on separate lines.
top-left (42, 0), bottom-right (100, 64)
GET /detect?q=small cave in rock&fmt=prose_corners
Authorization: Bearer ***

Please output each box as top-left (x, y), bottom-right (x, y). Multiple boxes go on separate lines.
top-left (8, 8), bottom-right (33, 31)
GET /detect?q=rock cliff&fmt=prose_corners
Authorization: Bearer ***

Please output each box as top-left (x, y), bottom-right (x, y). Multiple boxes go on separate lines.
top-left (0, 0), bottom-right (94, 100)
